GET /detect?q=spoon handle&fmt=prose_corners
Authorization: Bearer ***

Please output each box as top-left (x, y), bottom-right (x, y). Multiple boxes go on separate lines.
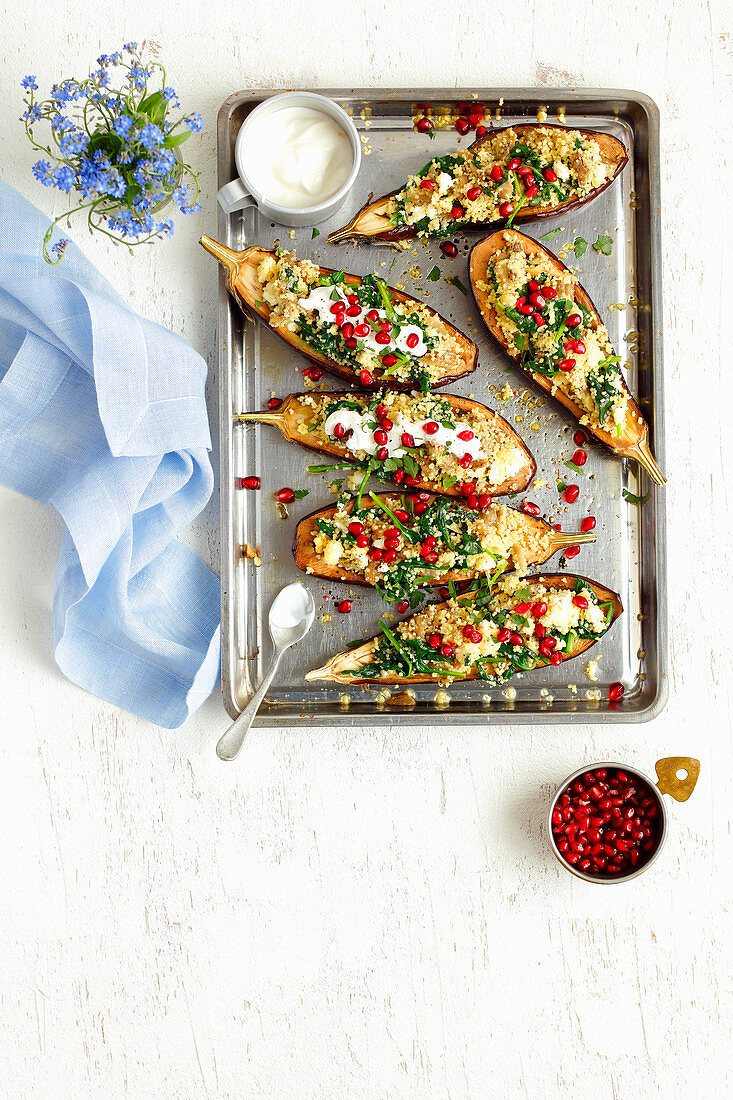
top-left (216, 649), bottom-right (284, 761)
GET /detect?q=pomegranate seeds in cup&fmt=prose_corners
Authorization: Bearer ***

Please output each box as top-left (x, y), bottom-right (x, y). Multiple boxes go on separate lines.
top-left (549, 764), bottom-right (663, 880)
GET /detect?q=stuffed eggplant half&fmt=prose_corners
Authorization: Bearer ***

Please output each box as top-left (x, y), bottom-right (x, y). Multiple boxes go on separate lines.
top-left (200, 238), bottom-right (477, 391)
top-left (469, 229), bottom-right (665, 484)
top-left (294, 491), bottom-right (594, 603)
top-left (239, 389), bottom-right (535, 498)
top-left (306, 573), bottom-right (622, 685)
top-left (328, 123), bottom-right (627, 244)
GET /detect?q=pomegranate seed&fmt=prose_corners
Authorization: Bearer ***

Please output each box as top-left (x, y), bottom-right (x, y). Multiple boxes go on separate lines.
top-left (467, 494), bottom-right (478, 510)
top-left (241, 476), bottom-right (260, 490)
top-left (397, 600), bottom-right (409, 613)
top-left (392, 469), bottom-right (405, 485)
top-left (528, 280), bottom-right (539, 292)
top-left (422, 420), bottom-right (439, 434)
top-left (489, 165), bottom-right (504, 182)
top-left (401, 432), bottom-right (415, 447)
top-left (532, 600), bottom-right (547, 618)
top-left (467, 110), bottom-right (483, 127)
top-left (276, 487), bottom-right (295, 503)
top-left (580, 516), bottom-right (596, 533)
top-left (609, 682), bottom-right (624, 702)
top-left (509, 632), bottom-right (523, 646)
top-left (518, 165), bottom-right (533, 178)
top-left (373, 429), bottom-right (388, 445)
top-left (457, 429), bottom-right (475, 443)
top-left (423, 550), bottom-right (438, 563)
top-left (567, 313), bottom-right (582, 328)
top-left (467, 186), bottom-right (482, 201)
top-left (499, 202), bottom-right (514, 217)
top-left (375, 332), bottom-right (391, 346)
top-left (573, 340), bottom-right (586, 354)
top-left (376, 447), bottom-right (388, 461)
top-left (517, 302), bottom-right (533, 315)
top-left (356, 534), bottom-right (369, 548)
top-left (563, 485), bottom-right (579, 503)
top-left (477, 493), bottom-right (491, 509)
top-left (572, 595), bottom-right (589, 609)
top-left (496, 628), bottom-right (510, 643)
top-left (346, 294), bottom-right (359, 305)
top-left (543, 286), bottom-right (557, 299)
top-left (440, 642), bottom-right (455, 658)
top-left (380, 417), bottom-right (393, 431)
top-left (458, 453), bottom-right (472, 469)
top-left (267, 397), bottom-right (282, 410)
top-left (460, 481), bottom-right (477, 496)
top-left (534, 623), bottom-right (546, 639)
top-left (429, 633), bottom-right (442, 649)
top-left (422, 536), bottom-right (437, 549)
top-left (507, 157), bottom-right (521, 170)
top-left (370, 548), bottom-right (383, 561)
top-left (529, 292), bottom-right (546, 310)
top-left (354, 323), bottom-right (370, 338)
top-left (345, 338), bottom-right (358, 350)
top-left (515, 601), bottom-right (532, 614)
top-left (406, 332), bottom-right (419, 349)
top-left (438, 241), bottom-right (458, 259)
top-left (413, 501), bottom-right (428, 513)
top-left (533, 313), bottom-right (545, 326)
top-left (340, 322), bottom-right (355, 340)
top-left (550, 652), bottom-right (562, 666)
top-left (359, 369), bottom-right (373, 386)
top-left (333, 423), bottom-right (346, 440)
top-left (416, 117), bottom-right (433, 134)
top-left (337, 600), bottom-right (352, 613)
top-left (329, 301), bottom-right (345, 315)
top-left (366, 309), bottom-right (380, 323)
top-left (475, 125), bottom-right (488, 138)
top-left (572, 448), bottom-right (587, 466)
top-left (348, 521), bottom-right (364, 536)
top-left (303, 366), bottom-right (323, 380)
top-left (520, 500), bottom-right (541, 516)
top-left (525, 184), bottom-right (539, 198)
top-left (420, 178), bottom-right (436, 190)
top-left (381, 353), bottom-right (398, 367)
top-left (563, 545), bottom-right (580, 561)
top-left (450, 203), bottom-right (464, 220)
top-left (383, 549), bottom-right (397, 563)
top-left (454, 117), bottom-right (470, 135)
top-left (544, 168), bottom-right (558, 182)
top-left (385, 527), bottom-right (400, 540)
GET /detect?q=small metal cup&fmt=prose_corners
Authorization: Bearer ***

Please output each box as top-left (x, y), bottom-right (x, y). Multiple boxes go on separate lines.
top-left (547, 757), bottom-right (700, 883)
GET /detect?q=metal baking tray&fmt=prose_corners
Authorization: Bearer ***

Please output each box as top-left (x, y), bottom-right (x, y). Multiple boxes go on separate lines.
top-left (215, 88), bottom-right (667, 725)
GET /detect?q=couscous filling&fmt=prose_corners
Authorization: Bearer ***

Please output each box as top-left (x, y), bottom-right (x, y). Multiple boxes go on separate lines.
top-left (311, 492), bottom-right (554, 602)
top-left (299, 390), bottom-right (528, 495)
top-left (345, 575), bottom-right (614, 683)
top-left (257, 250), bottom-right (466, 390)
top-left (387, 126), bottom-right (614, 238)
top-left (477, 235), bottom-right (629, 431)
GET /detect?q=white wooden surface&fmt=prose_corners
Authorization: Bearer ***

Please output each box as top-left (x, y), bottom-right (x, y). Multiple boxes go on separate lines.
top-left (1, 3), bottom-right (731, 1097)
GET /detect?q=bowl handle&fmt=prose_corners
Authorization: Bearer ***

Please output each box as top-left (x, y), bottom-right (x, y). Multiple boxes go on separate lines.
top-left (655, 757), bottom-right (701, 802)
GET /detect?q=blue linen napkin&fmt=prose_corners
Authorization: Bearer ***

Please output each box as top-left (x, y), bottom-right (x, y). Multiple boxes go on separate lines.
top-left (0, 179), bottom-right (220, 728)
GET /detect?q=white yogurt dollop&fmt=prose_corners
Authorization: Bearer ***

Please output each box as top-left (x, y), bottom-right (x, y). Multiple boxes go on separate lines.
top-left (323, 408), bottom-right (486, 462)
top-left (243, 107), bottom-right (353, 209)
top-left (298, 285), bottom-right (427, 360)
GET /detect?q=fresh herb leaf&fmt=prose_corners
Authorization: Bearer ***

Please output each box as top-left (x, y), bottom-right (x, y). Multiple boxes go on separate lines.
top-left (540, 228), bottom-right (562, 241)
top-left (573, 236), bottom-right (588, 258)
top-left (427, 265), bottom-right (441, 282)
top-left (293, 488), bottom-right (309, 500)
top-left (592, 232), bottom-right (613, 255)
top-left (622, 488), bottom-right (652, 505)
top-left (563, 460), bottom-right (586, 477)
top-left (311, 228), bottom-right (320, 239)
top-left (254, 300), bottom-right (265, 309)
top-left (447, 276), bottom-right (468, 295)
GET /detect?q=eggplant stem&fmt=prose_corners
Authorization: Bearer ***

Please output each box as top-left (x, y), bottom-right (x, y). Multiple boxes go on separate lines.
top-left (236, 411), bottom-right (284, 427)
top-left (625, 437), bottom-right (666, 485)
top-left (550, 531), bottom-right (597, 551)
top-left (327, 218), bottom-right (360, 244)
top-left (199, 235), bottom-right (241, 281)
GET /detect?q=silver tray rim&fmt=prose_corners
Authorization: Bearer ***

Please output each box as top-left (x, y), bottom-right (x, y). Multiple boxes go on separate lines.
top-left (216, 86), bottom-right (667, 726)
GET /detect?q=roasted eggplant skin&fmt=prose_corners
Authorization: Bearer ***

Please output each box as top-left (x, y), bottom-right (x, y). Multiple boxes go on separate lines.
top-left (306, 573), bottom-right (623, 685)
top-left (328, 124), bottom-right (628, 244)
top-left (293, 494), bottom-right (571, 585)
top-left (200, 239), bottom-right (478, 391)
top-left (241, 391), bottom-right (537, 498)
top-left (468, 228), bottom-right (664, 483)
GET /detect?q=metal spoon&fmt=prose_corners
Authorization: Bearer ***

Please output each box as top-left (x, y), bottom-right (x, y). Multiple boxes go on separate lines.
top-left (216, 582), bottom-right (315, 761)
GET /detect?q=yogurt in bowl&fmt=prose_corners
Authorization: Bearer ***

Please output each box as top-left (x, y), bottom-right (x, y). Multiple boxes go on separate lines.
top-left (217, 92), bottom-right (361, 226)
